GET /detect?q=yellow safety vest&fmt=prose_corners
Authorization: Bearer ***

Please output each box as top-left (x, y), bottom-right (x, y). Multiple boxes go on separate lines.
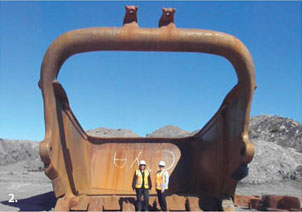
top-left (135, 170), bottom-right (150, 189)
top-left (155, 170), bottom-right (168, 190)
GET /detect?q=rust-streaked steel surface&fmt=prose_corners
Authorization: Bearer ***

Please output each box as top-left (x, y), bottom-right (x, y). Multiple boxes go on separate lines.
top-left (234, 195), bottom-right (302, 211)
top-left (39, 6), bottom-right (256, 211)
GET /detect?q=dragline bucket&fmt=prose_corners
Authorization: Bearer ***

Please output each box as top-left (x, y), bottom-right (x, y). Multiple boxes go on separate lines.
top-left (39, 6), bottom-right (256, 211)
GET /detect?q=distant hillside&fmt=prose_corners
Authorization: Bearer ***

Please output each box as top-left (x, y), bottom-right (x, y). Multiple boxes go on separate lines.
top-left (146, 125), bottom-right (191, 138)
top-left (86, 127), bottom-right (140, 137)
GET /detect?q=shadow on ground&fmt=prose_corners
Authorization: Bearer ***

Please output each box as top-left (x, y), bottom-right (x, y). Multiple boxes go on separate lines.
top-left (1, 192), bottom-right (56, 211)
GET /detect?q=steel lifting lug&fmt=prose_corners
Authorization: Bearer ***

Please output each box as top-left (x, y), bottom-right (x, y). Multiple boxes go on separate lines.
top-left (123, 5), bottom-right (138, 27)
top-left (159, 8), bottom-right (176, 28)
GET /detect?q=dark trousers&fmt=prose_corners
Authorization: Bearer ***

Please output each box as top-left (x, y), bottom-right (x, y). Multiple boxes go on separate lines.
top-left (136, 188), bottom-right (149, 211)
top-left (156, 189), bottom-right (167, 211)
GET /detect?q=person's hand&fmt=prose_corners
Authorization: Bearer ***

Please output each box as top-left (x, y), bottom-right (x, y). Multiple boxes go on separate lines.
top-left (162, 189), bottom-right (165, 193)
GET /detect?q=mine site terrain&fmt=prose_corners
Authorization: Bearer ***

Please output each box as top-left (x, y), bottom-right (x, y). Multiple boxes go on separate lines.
top-left (0, 115), bottom-right (301, 211)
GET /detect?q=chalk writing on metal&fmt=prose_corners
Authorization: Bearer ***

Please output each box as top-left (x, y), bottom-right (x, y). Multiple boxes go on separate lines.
top-left (113, 152), bottom-right (127, 168)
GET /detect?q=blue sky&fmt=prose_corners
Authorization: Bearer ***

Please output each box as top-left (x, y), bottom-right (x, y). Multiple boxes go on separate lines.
top-left (0, 1), bottom-right (301, 141)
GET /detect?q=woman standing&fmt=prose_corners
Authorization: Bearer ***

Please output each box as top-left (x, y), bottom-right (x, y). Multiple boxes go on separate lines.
top-left (155, 161), bottom-right (169, 211)
top-left (132, 160), bottom-right (152, 211)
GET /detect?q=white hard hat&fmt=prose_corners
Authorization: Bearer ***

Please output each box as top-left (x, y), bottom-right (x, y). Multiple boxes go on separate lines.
top-left (159, 161), bottom-right (166, 167)
top-left (139, 160), bottom-right (146, 166)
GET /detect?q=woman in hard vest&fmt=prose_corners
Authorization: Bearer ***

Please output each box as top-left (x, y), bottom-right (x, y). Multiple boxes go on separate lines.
top-left (155, 160), bottom-right (169, 211)
top-left (132, 160), bottom-right (152, 211)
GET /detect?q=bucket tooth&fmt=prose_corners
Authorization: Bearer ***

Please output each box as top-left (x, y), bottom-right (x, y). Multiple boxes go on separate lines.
top-left (167, 195), bottom-right (186, 211)
top-left (88, 198), bottom-right (103, 211)
top-left (70, 196), bottom-right (89, 211)
top-left (187, 197), bottom-right (203, 211)
top-left (54, 197), bottom-right (71, 212)
top-left (121, 198), bottom-right (135, 211)
top-left (221, 197), bottom-right (235, 211)
top-left (103, 196), bottom-right (121, 211)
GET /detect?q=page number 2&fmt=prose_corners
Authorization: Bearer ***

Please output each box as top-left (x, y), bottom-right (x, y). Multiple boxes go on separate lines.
top-left (8, 194), bottom-right (18, 203)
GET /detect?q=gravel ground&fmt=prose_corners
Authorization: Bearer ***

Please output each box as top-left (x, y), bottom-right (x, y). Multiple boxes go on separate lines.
top-left (0, 163), bottom-right (301, 211)
top-left (0, 163), bottom-right (54, 211)
top-left (236, 181), bottom-right (302, 202)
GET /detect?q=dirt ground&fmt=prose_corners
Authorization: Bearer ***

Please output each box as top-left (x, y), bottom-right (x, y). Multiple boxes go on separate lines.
top-left (0, 163), bottom-right (301, 211)
top-left (0, 163), bottom-right (54, 211)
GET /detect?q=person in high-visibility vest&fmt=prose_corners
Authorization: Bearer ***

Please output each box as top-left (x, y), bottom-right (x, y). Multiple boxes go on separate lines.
top-left (132, 160), bottom-right (152, 211)
top-left (155, 160), bottom-right (169, 211)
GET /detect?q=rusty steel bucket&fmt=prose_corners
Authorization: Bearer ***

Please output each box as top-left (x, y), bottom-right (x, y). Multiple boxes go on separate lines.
top-left (39, 6), bottom-right (256, 211)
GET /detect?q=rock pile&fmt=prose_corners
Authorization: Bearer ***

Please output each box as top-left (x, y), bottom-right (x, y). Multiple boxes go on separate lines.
top-left (242, 139), bottom-right (302, 184)
top-left (245, 115), bottom-right (302, 183)
top-left (249, 115), bottom-right (302, 152)
top-left (0, 138), bottom-right (43, 171)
